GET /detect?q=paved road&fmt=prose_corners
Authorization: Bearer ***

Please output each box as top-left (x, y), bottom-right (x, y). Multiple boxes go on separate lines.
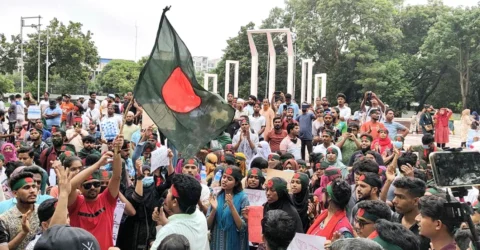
top-left (404, 132), bottom-right (462, 148)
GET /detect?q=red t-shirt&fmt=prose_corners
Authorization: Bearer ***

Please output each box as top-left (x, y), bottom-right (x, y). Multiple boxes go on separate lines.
top-left (68, 188), bottom-right (118, 250)
top-left (265, 129), bottom-right (288, 152)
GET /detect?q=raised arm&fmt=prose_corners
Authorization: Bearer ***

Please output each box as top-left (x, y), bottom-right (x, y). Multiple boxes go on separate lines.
top-left (108, 136), bottom-right (124, 199)
top-left (50, 161), bottom-right (72, 227)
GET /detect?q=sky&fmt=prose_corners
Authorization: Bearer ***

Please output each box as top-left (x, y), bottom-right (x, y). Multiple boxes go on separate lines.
top-left (0, 0), bottom-right (477, 61)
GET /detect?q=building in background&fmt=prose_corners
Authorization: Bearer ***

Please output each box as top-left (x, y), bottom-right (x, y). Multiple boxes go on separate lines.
top-left (193, 56), bottom-right (220, 73)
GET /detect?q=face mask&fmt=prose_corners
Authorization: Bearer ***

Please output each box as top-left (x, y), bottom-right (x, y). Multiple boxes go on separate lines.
top-left (52, 138), bottom-right (63, 147)
top-left (422, 145), bottom-right (430, 149)
top-left (274, 125), bottom-right (281, 130)
top-left (393, 141), bottom-right (403, 149)
top-left (143, 176), bottom-right (155, 187)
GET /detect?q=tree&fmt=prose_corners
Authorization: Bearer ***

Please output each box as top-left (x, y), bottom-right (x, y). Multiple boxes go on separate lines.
top-left (0, 34), bottom-right (21, 74)
top-left (421, 7), bottom-right (480, 109)
top-left (0, 73), bottom-right (15, 94)
top-left (22, 18), bottom-right (99, 96)
top-left (96, 59), bottom-right (142, 94)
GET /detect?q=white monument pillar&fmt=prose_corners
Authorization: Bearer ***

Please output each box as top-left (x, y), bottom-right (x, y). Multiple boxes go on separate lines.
top-left (225, 60), bottom-right (239, 99)
top-left (300, 59), bottom-right (314, 104)
top-left (204, 73), bottom-right (218, 93)
top-left (314, 73), bottom-right (327, 100)
top-left (247, 29), bottom-right (294, 99)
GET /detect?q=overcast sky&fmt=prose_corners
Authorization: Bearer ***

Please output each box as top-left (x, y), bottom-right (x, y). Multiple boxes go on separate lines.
top-left (0, 0), bottom-right (477, 61)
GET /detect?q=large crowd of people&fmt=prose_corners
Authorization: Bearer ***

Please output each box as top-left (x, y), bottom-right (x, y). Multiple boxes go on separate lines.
top-left (0, 90), bottom-right (479, 250)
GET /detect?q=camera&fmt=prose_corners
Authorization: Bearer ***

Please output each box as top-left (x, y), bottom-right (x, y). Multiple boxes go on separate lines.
top-left (429, 151), bottom-right (480, 188)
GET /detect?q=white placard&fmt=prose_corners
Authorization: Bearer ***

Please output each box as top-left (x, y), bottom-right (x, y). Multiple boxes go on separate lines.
top-left (287, 233), bottom-right (326, 250)
top-left (150, 146), bottom-right (168, 173)
top-left (28, 105), bottom-right (41, 120)
top-left (244, 189), bottom-right (267, 206)
top-left (112, 199), bottom-right (126, 245)
top-left (49, 169), bottom-right (57, 186)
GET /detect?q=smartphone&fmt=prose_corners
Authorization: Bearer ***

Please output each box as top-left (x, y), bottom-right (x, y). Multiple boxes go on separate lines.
top-left (283, 104), bottom-right (288, 110)
top-left (347, 127), bottom-right (352, 133)
top-left (274, 91), bottom-right (281, 95)
top-left (308, 194), bottom-right (314, 203)
top-left (429, 151), bottom-right (480, 188)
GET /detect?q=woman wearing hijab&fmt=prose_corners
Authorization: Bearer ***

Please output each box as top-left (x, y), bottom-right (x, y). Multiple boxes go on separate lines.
top-left (248, 141), bottom-right (271, 169)
top-left (264, 177), bottom-right (304, 233)
top-left (0, 143), bottom-right (18, 164)
top-left (296, 159), bottom-right (310, 177)
top-left (434, 108), bottom-right (453, 148)
top-left (460, 109), bottom-right (473, 148)
top-left (307, 179), bottom-right (353, 241)
top-left (245, 168), bottom-right (265, 190)
top-left (324, 147), bottom-right (348, 179)
top-left (283, 159), bottom-right (298, 171)
top-left (208, 166), bottom-right (249, 250)
top-left (291, 172), bottom-right (311, 232)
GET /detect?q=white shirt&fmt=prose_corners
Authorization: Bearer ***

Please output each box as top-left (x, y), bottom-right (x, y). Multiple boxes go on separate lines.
top-left (39, 100), bottom-right (50, 114)
top-left (82, 99), bottom-right (100, 110)
top-left (82, 108), bottom-right (101, 129)
top-left (249, 115), bottom-right (266, 137)
top-left (151, 209), bottom-right (209, 250)
top-left (200, 183), bottom-right (210, 208)
top-left (337, 105), bottom-right (352, 121)
top-left (313, 144), bottom-right (343, 161)
top-left (0, 101), bottom-right (4, 112)
top-left (279, 136), bottom-right (302, 160)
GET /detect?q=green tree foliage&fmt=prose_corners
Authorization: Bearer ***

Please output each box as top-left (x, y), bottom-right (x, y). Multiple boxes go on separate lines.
top-left (96, 59), bottom-right (142, 94)
top-left (0, 34), bottom-right (21, 75)
top-left (0, 73), bottom-right (15, 94)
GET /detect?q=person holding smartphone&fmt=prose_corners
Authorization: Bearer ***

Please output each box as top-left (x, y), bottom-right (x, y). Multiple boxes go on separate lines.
top-left (277, 93), bottom-right (300, 118)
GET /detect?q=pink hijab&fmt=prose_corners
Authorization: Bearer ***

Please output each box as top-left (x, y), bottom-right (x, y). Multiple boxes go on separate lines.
top-left (1, 143), bottom-right (18, 164)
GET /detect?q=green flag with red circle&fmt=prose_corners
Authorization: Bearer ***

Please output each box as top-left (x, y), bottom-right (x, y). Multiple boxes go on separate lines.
top-left (134, 7), bottom-right (235, 158)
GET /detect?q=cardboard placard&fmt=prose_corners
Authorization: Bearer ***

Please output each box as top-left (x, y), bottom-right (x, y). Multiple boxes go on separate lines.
top-left (266, 168), bottom-right (295, 190)
top-left (27, 105), bottom-right (41, 120)
top-left (287, 233), bottom-right (326, 250)
top-left (112, 199), bottom-right (126, 245)
top-left (150, 146), bottom-right (169, 173)
top-left (244, 189), bottom-right (267, 206)
top-left (247, 206), bottom-right (264, 243)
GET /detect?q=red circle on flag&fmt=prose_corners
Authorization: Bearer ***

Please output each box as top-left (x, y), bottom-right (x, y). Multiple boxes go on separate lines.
top-left (294, 173), bottom-right (300, 179)
top-left (226, 167), bottom-right (233, 175)
top-left (162, 67), bottom-right (201, 113)
top-left (251, 169), bottom-right (258, 175)
top-left (359, 175), bottom-right (366, 181)
top-left (267, 180), bottom-right (274, 188)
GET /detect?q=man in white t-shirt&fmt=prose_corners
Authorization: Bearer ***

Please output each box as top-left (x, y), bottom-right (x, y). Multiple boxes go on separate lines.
top-left (82, 98), bottom-right (101, 130)
top-left (39, 92), bottom-right (51, 114)
top-left (336, 93), bottom-right (351, 122)
top-left (249, 103), bottom-right (266, 140)
top-left (101, 94), bottom-right (115, 117)
top-left (82, 91), bottom-right (101, 110)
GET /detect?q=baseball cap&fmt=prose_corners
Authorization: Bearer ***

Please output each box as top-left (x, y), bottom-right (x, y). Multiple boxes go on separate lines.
top-left (63, 94), bottom-right (71, 98)
top-left (34, 225), bottom-right (100, 250)
top-left (107, 94), bottom-right (115, 99)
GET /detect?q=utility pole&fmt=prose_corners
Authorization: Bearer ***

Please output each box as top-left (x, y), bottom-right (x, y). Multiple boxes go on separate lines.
top-left (135, 22), bottom-right (138, 61)
top-left (46, 29), bottom-right (49, 93)
top-left (20, 15), bottom-right (42, 96)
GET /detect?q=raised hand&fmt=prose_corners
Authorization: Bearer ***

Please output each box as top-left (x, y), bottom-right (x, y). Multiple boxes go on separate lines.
top-left (209, 193), bottom-right (218, 210)
top-left (21, 208), bottom-right (33, 233)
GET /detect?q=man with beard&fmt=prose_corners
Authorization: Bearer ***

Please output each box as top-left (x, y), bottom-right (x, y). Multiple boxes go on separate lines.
top-left (353, 200), bottom-right (392, 238)
top-left (77, 136), bottom-right (101, 160)
top-left (265, 117), bottom-right (288, 153)
top-left (66, 122), bottom-right (89, 153)
top-left (360, 109), bottom-right (386, 140)
top-left (360, 92), bottom-right (386, 123)
top-left (245, 95), bottom-right (257, 115)
top-left (67, 148), bottom-right (120, 250)
top-left (348, 134), bottom-right (385, 166)
top-left (27, 128), bottom-right (48, 165)
top-left (313, 130), bottom-right (342, 161)
top-left (321, 97), bottom-right (330, 112)
top-left (280, 123), bottom-right (302, 160)
top-left (86, 121), bottom-right (101, 144)
top-left (317, 111), bottom-right (340, 142)
top-left (24, 119), bottom-right (51, 143)
top-left (151, 174), bottom-right (208, 250)
top-left (123, 111), bottom-right (139, 142)
top-left (349, 172), bottom-right (382, 225)
top-left (39, 128), bottom-right (73, 174)
top-left (43, 100), bottom-right (62, 131)
top-left (0, 172), bottom-right (40, 250)
top-left (281, 110), bottom-right (299, 130)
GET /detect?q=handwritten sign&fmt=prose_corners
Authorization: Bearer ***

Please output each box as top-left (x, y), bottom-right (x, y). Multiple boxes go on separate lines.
top-left (287, 233), bottom-right (326, 250)
top-left (112, 199), bottom-right (126, 245)
top-left (27, 105), bottom-right (41, 120)
top-left (151, 146), bottom-right (169, 172)
top-left (247, 206), bottom-right (264, 243)
top-left (244, 189), bottom-right (267, 206)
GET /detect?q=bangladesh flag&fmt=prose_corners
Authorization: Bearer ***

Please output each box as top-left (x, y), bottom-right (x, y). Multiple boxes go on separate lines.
top-left (134, 6), bottom-right (235, 158)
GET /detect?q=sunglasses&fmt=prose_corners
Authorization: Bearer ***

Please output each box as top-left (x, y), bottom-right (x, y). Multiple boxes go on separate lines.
top-left (82, 182), bottom-right (101, 189)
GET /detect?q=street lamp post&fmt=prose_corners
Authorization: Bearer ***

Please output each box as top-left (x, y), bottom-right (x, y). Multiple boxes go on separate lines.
top-left (19, 15), bottom-right (42, 98)
top-left (46, 29), bottom-right (49, 93)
